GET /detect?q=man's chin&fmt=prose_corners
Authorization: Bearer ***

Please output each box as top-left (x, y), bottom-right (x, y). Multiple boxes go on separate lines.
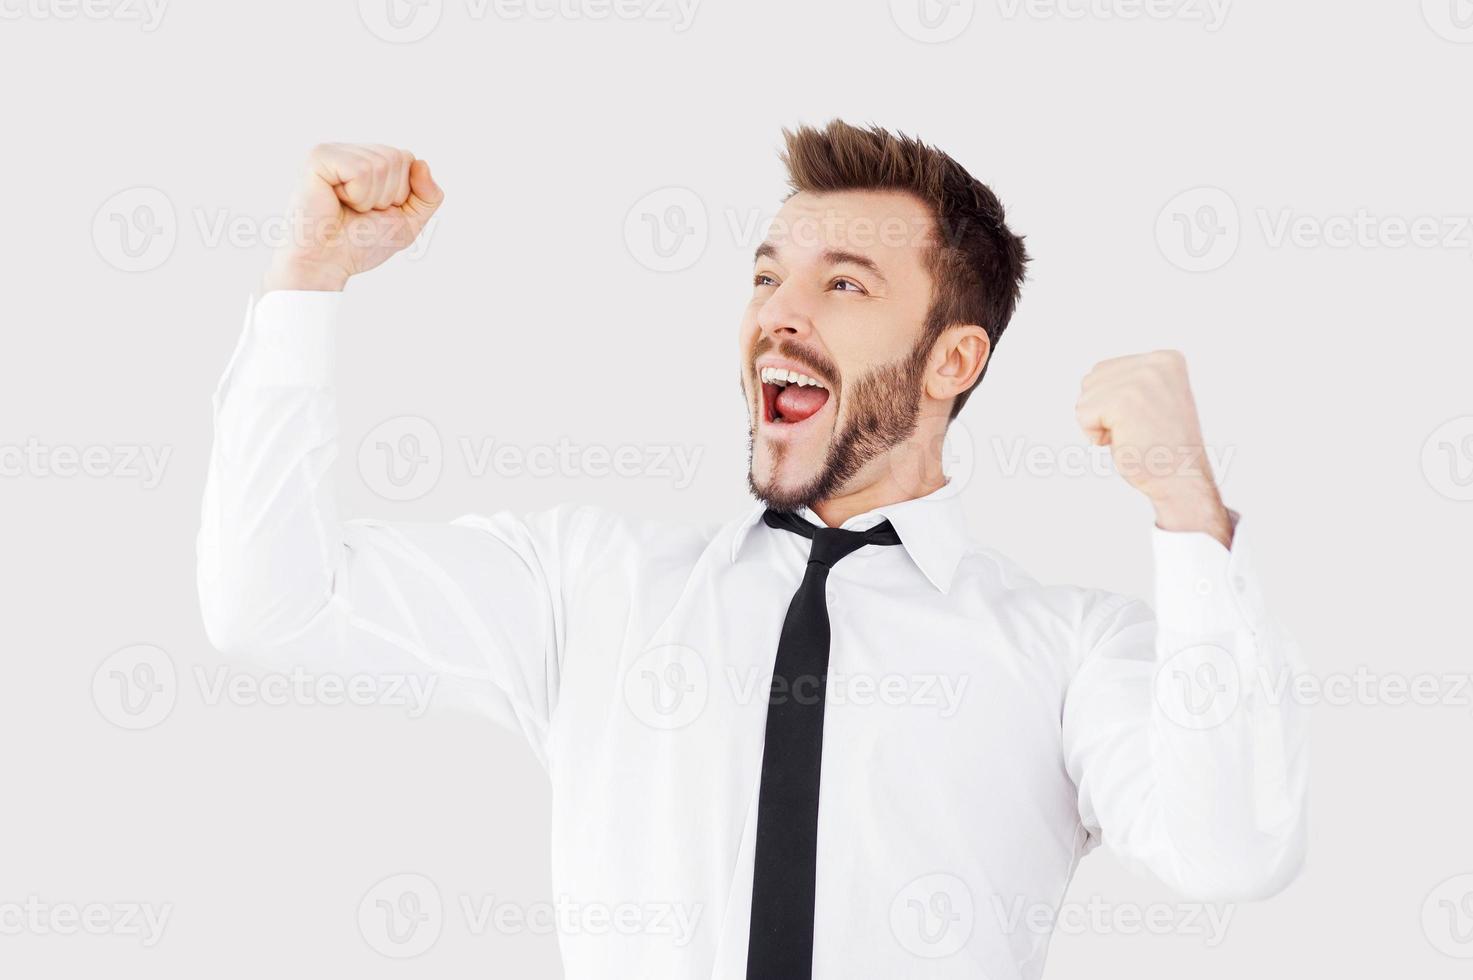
top-left (748, 455), bottom-right (827, 513)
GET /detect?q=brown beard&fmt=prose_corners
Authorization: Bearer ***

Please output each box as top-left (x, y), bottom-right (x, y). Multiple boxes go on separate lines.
top-left (745, 334), bottom-right (931, 512)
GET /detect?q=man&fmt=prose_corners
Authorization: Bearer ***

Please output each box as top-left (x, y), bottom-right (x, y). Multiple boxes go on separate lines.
top-left (198, 121), bottom-right (1307, 979)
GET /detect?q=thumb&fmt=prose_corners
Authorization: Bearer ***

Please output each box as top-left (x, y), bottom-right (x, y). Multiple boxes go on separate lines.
top-left (400, 158), bottom-right (444, 233)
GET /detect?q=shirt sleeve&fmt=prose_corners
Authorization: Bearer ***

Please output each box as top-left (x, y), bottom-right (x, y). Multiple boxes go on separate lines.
top-left (1060, 513), bottom-right (1309, 900)
top-left (196, 290), bottom-right (581, 765)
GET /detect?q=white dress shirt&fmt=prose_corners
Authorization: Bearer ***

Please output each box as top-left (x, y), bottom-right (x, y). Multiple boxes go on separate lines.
top-left (198, 290), bottom-right (1308, 980)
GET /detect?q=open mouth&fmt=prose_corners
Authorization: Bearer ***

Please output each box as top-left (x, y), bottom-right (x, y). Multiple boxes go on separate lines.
top-left (760, 366), bottom-right (831, 425)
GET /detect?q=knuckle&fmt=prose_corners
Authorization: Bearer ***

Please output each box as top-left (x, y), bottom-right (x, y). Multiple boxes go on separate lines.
top-left (1150, 349), bottom-right (1185, 370)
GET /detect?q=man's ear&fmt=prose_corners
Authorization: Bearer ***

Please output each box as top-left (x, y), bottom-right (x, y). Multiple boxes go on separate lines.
top-left (925, 324), bottom-right (991, 404)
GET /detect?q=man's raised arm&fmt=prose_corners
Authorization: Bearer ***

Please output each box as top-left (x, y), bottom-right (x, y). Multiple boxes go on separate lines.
top-left (197, 144), bottom-right (568, 759)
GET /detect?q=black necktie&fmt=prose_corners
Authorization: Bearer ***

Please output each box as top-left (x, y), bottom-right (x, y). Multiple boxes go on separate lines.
top-left (746, 508), bottom-right (902, 980)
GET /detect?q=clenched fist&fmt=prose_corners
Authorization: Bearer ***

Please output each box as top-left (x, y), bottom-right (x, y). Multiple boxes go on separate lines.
top-left (1075, 350), bottom-right (1234, 547)
top-left (263, 143), bottom-right (444, 293)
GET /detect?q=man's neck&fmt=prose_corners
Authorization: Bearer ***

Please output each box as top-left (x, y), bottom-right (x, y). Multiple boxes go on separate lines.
top-left (810, 470), bottom-right (947, 527)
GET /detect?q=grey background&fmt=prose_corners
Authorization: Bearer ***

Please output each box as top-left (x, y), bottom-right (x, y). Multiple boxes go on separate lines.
top-left (3, 0), bottom-right (1472, 975)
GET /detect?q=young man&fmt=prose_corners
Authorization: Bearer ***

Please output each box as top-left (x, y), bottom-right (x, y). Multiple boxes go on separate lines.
top-left (198, 121), bottom-right (1307, 979)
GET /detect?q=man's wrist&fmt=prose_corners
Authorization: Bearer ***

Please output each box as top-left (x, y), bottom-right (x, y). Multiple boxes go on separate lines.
top-left (262, 257), bottom-right (349, 294)
top-left (1149, 479), bottom-right (1234, 548)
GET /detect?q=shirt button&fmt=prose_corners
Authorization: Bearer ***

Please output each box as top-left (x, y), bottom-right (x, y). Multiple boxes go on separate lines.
top-left (1194, 578), bottom-right (1213, 596)
top-left (1233, 575), bottom-right (1248, 593)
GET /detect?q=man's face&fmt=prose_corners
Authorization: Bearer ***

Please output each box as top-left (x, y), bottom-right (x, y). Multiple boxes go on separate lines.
top-left (740, 189), bottom-right (939, 511)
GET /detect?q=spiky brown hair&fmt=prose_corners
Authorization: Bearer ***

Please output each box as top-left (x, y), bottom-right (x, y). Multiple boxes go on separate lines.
top-left (779, 120), bottom-right (1029, 418)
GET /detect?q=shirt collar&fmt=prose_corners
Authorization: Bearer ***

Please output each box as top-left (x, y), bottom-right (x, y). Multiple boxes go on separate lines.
top-left (728, 484), bottom-right (968, 593)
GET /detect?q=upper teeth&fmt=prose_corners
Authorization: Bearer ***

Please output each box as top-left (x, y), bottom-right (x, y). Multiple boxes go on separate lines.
top-left (761, 367), bottom-right (826, 388)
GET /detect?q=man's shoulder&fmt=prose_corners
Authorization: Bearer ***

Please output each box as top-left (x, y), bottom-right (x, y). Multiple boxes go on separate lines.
top-left (951, 539), bottom-right (1147, 641)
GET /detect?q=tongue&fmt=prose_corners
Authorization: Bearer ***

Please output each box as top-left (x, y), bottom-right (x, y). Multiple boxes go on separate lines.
top-left (775, 385), bottom-right (828, 423)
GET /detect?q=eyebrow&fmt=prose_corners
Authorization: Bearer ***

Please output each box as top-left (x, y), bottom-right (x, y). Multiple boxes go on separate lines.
top-left (752, 243), bottom-right (889, 287)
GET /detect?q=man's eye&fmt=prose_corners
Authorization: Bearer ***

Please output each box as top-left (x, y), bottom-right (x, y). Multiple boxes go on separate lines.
top-left (753, 273), bottom-right (777, 288)
top-left (831, 278), bottom-right (865, 293)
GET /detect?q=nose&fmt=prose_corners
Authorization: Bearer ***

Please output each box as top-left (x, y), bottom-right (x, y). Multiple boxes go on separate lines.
top-left (756, 282), bottom-right (815, 342)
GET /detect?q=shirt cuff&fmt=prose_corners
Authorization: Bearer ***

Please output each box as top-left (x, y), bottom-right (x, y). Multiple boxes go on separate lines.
top-left (1151, 509), bottom-right (1266, 636)
top-left (227, 289), bottom-right (342, 390)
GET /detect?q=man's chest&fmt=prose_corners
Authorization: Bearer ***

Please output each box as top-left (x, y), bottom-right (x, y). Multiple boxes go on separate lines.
top-left (547, 551), bottom-right (1077, 815)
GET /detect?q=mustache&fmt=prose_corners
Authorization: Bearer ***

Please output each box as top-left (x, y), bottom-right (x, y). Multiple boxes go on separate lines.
top-left (750, 337), bottom-right (841, 387)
